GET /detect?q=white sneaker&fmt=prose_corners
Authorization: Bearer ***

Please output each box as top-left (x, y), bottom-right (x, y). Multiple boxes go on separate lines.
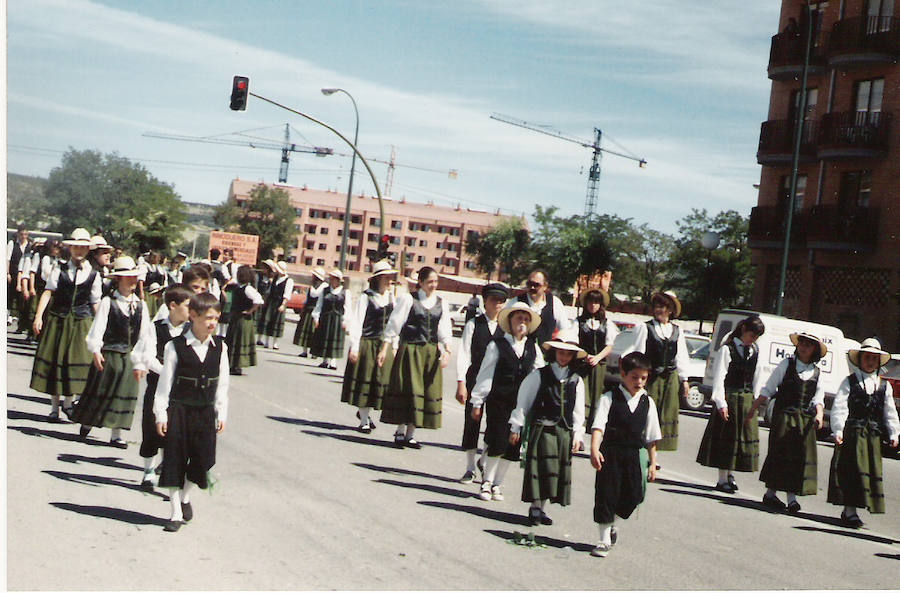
top-left (491, 484), bottom-right (504, 501)
top-left (459, 470), bottom-right (476, 484)
top-left (478, 482), bottom-right (492, 501)
top-left (591, 543), bottom-right (611, 558)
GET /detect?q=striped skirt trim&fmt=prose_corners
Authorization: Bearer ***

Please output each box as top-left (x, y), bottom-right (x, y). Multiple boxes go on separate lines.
top-left (70, 351), bottom-right (140, 429)
top-left (759, 409), bottom-right (818, 495)
top-left (379, 342), bottom-right (443, 429)
top-left (696, 390), bottom-right (759, 472)
top-left (521, 423), bottom-right (573, 506)
top-left (226, 315), bottom-right (257, 369)
top-left (341, 337), bottom-right (393, 410)
top-left (29, 313), bottom-right (94, 396)
top-left (827, 424), bottom-right (885, 513)
top-left (647, 372), bottom-right (680, 451)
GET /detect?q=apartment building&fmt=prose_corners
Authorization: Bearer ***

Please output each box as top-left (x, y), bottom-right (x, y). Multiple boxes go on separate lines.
top-left (752, 0), bottom-right (899, 348)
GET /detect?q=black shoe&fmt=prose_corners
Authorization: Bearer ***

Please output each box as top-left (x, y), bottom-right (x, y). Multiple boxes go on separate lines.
top-left (840, 511), bottom-right (864, 528)
top-left (610, 526), bottom-right (618, 546)
top-left (762, 492), bottom-right (786, 511)
top-left (109, 438), bottom-right (127, 449)
top-left (62, 406), bottom-right (74, 420)
top-left (786, 500), bottom-right (801, 514)
top-left (140, 479), bottom-right (155, 493)
top-left (528, 508), bottom-right (541, 526)
top-left (256, 340), bottom-right (265, 346)
top-left (358, 423), bottom-right (372, 434)
top-left (714, 482), bottom-right (736, 494)
top-left (727, 475), bottom-right (739, 491)
top-left (405, 438), bottom-right (422, 449)
top-left (163, 520), bottom-right (183, 532)
top-left (48, 410), bottom-right (61, 423)
top-left (318, 361), bottom-right (328, 368)
top-left (298, 352), bottom-right (308, 358)
top-left (181, 502), bottom-right (193, 522)
top-left (539, 511), bottom-right (553, 526)
top-left (393, 434), bottom-right (406, 448)
top-left (229, 368), bottom-right (243, 376)
top-left (79, 426), bottom-right (91, 441)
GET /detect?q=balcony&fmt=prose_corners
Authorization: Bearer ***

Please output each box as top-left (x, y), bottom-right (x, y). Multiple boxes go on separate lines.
top-left (748, 205), bottom-right (808, 250)
top-left (768, 30), bottom-right (828, 80)
top-left (757, 119), bottom-right (818, 165)
top-left (806, 205), bottom-right (879, 251)
top-left (828, 16), bottom-right (900, 69)
top-left (818, 111), bottom-right (891, 160)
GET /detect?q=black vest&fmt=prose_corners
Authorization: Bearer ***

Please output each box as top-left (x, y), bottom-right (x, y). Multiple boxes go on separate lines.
top-left (645, 321), bottom-right (680, 377)
top-left (305, 285), bottom-right (320, 312)
top-left (724, 340), bottom-right (758, 392)
top-left (360, 289), bottom-right (394, 340)
top-left (846, 373), bottom-right (888, 433)
top-left (101, 297), bottom-right (143, 353)
top-left (230, 285), bottom-right (253, 319)
top-left (487, 336), bottom-right (538, 406)
top-left (166, 269), bottom-right (181, 286)
top-left (170, 334), bottom-right (224, 406)
top-left (267, 277), bottom-right (288, 305)
top-left (532, 366), bottom-right (579, 429)
top-left (518, 293), bottom-right (555, 345)
top-left (9, 241), bottom-right (28, 274)
top-left (320, 286), bottom-right (345, 318)
top-left (49, 265), bottom-right (97, 319)
top-left (400, 292), bottom-right (442, 344)
top-left (773, 357), bottom-right (820, 413)
top-left (152, 319), bottom-right (182, 368)
top-left (602, 389), bottom-right (650, 449)
top-left (211, 262), bottom-right (227, 287)
top-left (145, 266), bottom-right (166, 286)
top-left (577, 314), bottom-right (609, 356)
top-left (464, 315), bottom-right (504, 391)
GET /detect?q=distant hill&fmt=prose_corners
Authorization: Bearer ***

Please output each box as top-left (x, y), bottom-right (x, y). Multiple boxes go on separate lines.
top-left (183, 201), bottom-right (218, 228)
top-left (7, 173), bottom-right (51, 229)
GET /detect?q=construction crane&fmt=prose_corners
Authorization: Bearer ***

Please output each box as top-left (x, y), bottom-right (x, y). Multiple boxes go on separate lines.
top-left (490, 113), bottom-right (646, 218)
top-left (331, 145), bottom-right (458, 197)
top-left (143, 123), bottom-right (334, 183)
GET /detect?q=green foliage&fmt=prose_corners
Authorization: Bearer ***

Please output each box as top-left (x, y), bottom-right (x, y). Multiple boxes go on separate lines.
top-left (7, 173), bottom-right (52, 229)
top-left (594, 214), bottom-right (674, 303)
top-left (43, 149), bottom-right (186, 253)
top-left (464, 216), bottom-right (530, 281)
top-left (214, 184), bottom-right (296, 262)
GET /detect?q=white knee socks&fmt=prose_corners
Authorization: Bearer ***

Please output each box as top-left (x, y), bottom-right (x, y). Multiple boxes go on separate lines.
top-left (358, 407), bottom-right (370, 425)
top-left (405, 425), bottom-right (416, 440)
top-left (717, 469), bottom-right (729, 484)
top-left (465, 449), bottom-right (477, 472)
top-left (169, 488), bottom-right (182, 521)
top-left (110, 428), bottom-right (122, 441)
top-left (598, 523), bottom-right (613, 545)
top-left (181, 480), bottom-right (195, 504)
top-left (483, 456), bottom-right (500, 484)
top-left (494, 459), bottom-right (512, 487)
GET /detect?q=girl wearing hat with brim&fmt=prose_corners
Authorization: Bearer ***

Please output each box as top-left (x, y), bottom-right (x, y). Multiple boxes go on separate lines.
top-left (89, 235), bottom-right (115, 298)
top-left (24, 239), bottom-right (61, 343)
top-left (18, 237), bottom-right (47, 343)
top-left (576, 289), bottom-right (620, 439)
top-left (69, 256), bottom-right (153, 448)
top-left (621, 290), bottom-right (690, 452)
top-left (224, 265), bottom-right (264, 375)
top-left (468, 301), bottom-right (544, 502)
top-left (293, 267), bottom-right (327, 357)
top-left (342, 261), bottom-right (398, 432)
top-left (259, 260), bottom-right (294, 350)
top-left (311, 269), bottom-right (347, 370)
top-left (377, 266), bottom-right (453, 448)
top-left (30, 228), bottom-right (102, 422)
top-left (827, 338), bottom-right (899, 527)
top-left (253, 260), bottom-right (273, 342)
top-left (696, 315), bottom-right (766, 493)
top-left (141, 251), bottom-right (168, 317)
top-left (509, 339), bottom-right (586, 526)
top-left (747, 331), bottom-right (827, 513)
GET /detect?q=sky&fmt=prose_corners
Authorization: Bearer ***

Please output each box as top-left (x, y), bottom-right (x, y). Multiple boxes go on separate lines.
top-left (7, 0), bottom-right (780, 234)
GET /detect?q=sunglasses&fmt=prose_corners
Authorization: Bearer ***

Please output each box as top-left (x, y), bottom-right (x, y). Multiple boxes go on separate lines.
top-left (526, 281), bottom-right (543, 289)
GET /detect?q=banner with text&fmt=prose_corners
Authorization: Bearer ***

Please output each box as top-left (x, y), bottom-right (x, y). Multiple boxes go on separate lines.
top-left (209, 231), bottom-right (260, 266)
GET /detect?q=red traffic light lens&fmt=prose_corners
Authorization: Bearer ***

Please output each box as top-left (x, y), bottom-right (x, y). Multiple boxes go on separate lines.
top-left (237, 81), bottom-right (247, 89)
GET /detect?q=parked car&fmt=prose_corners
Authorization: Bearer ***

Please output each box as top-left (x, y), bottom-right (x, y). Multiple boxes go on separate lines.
top-left (450, 303), bottom-right (467, 336)
top-left (286, 287), bottom-right (308, 314)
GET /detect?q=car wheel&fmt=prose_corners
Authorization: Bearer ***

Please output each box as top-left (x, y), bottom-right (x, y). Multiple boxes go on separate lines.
top-left (681, 382), bottom-right (706, 412)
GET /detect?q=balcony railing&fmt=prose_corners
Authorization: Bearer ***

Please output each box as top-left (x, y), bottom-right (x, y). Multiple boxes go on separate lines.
top-left (757, 119), bottom-right (818, 165)
top-left (768, 30), bottom-right (828, 80)
top-left (806, 205), bottom-right (879, 251)
top-left (828, 16), bottom-right (900, 67)
top-left (748, 205), bottom-right (808, 249)
top-left (818, 111), bottom-right (891, 159)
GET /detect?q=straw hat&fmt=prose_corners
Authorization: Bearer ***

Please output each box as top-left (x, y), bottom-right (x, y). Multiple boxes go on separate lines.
top-left (33, 237), bottom-right (47, 245)
top-left (89, 235), bottom-right (113, 251)
top-left (107, 256), bottom-right (142, 277)
top-left (146, 282), bottom-right (165, 295)
top-left (369, 260), bottom-right (398, 279)
top-left (262, 258), bottom-right (278, 271)
top-left (789, 332), bottom-right (828, 359)
top-left (275, 260), bottom-right (288, 275)
top-left (63, 228), bottom-right (93, 247)
top-left (651, 290), bottom-right (682, 319)
top-left (541, 339), bottom-right (588, 359)
top-left (328, 269), bottom-right (344, 281)
top-left (498, 302), bottom-right (541, 335)
top-left (580, 288), bottom-right (610, 308)
top-left (311, 267), bottom-right (326, 281)
top-left (848, 338), bottom-right (891, 369)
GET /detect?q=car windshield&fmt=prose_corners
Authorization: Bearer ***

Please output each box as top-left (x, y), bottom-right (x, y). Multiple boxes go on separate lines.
top-left (691, 342), bottom-right (710, 360)
top-left (685, 336), bottom-right (710, 356)
top-left (881, 359), bottom-right (900, 380)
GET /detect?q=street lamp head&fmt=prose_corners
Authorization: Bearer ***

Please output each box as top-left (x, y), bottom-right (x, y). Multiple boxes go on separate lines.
top-left (701, 231), bottom-right (721, 251)
top-left (321, 88), bottom-right (340, 96)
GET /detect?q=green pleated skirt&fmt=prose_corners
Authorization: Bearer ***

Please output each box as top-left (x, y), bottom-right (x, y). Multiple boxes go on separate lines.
top-left (70, 350), bottom-right (139, 429)
top-left (583, 363), bottom-right (607, 429)
top-left (311, 312), bottom-right (346, 359)
top-left (521, 423), bottom-right (573, 506)
top-left (342, 337), bottom-right (393, 409)
top-left (292, 308), bottom-right (318, 348)
top-left (30, 312), bottom-right (93, 396)
top-left (696, 390), bottom-right (760, 472)
top-left (827, 423), bottom-right (885, 513)
top-left (759, 408), bottom-right (818, 495)
top-left (226, 314), bottom-right (257, 369)
top-left (380, 342), bottom-right (443, 429)
top-left (260, 303), bottom-right (287, 338)
top-left (647, 371), bottom-right (680, 451)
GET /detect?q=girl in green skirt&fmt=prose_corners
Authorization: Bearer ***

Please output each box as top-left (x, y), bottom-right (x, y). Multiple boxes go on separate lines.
top-left (576, 289), bottom-right (619, 442)
top-left (260, 260), bottom-right (294, 350)
top-left (18, 237), bottom-right (45, 343)
top-left (294, 267), bottom-right (326, 357)
top-left (828, 338), bottom-right (900, 527)
top-left (697, 316), bottom-right (765, 492)
top-left (311, 269), bottom-right (347, 370)
top-left (747, 332), bottom-right (826, 513)
top-left (70, 256), bottom-right (152, 447)
top-left (378, 266), bottom-right (452, 448)
top-left (26, 239), bottom-right (60, 343)
top-left (225, 265), bottom-right (264, 375)
top-left (31, 228), bottom-right (102, 422)
top-left (343, 260), bottom-right (397, 432)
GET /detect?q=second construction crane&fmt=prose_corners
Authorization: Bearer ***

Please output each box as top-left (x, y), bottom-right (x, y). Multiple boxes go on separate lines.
top-left (490, 113), bottom-right (646, 218)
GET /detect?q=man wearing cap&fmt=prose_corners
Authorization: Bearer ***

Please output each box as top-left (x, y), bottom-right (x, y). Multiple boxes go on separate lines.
top-left (455, 282), bottom-right (509, 483)
top-left (827, 338), bottom-right (900, 527)
top-left (508, 269), bottom-right (572, 347)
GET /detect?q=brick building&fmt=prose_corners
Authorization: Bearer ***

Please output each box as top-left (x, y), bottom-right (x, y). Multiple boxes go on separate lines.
top-left (227, 179), bottom-right (521, 280)
top-left (752, 0), bottom-right (899, 349)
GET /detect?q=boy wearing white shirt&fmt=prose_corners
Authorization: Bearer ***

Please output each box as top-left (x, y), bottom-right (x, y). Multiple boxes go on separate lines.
top-left (154, 292), bottom-right (229, 532)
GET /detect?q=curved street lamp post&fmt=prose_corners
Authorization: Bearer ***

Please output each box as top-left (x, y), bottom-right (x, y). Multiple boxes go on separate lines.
top-left (321, 88), bottom-right (359, 271)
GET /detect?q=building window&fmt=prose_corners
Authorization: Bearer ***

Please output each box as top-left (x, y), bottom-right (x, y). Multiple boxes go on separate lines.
top-left (465, 261), bottom-right (475, 270)
top-left (318, 243), bottom-right (327, 250)
top-left (309, 210), bottom-right (320, 219)
top-left (409, 222), bottom-right (419, 231)
top-left (321, 227), bottom-right (329, 235)
top-left (305, 224), bottom-right (317, 233)
top-left (866, 0), bottom-right (894, 33)
top-left (369, 217), bottom-right (381, 226)
top-left (305, 241), bottom-right (315, 250)
top-left (854, 78), bottom-right (884, 125)
top-left (434, 257), bottom-right (440, 264)
top-left (418, 240), bottom-right (427, 247)
top-left (304, 257), bottom-right (313, 265)
top-left (838, 170), bottom-right (872, 210)
top-left (406, 237), bottom-right (416, 247)
top-left (350, 214), bottom-right (362, 224)
top-left (349, 231), bottom-right (360, 240)
top-left (405, 252), bottom-right (414, 261)
top-left (316, 259), bottom-right (325, 265)
top-left (390, 236), bottom-right (401, 245)
top-left (286, 256), bottom-right (296, 264)
top-left (467, 230), bottom-right (480, 240)
top-left (417, 255), bottom-right (425, 262)
top-left (349, 246), bottom-right (358, 255)
top-left (333, 260), bottom-right (339, 267)
top-left (294, 207), bottom-right (304, 216)
top-left (367, 233), bottom-right (379, 242)
top-left (779, 174), bottom-right (806, 214)
top-left (391, 220), bottom-right (403, 230)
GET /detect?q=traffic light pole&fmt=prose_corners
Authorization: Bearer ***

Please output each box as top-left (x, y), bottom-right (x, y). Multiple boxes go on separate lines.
top-left (247, 91), bottom-right (386, 241)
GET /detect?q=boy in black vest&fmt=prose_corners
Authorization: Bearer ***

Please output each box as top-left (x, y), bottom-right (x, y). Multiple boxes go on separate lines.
top-left (154, 292), bottom-right (229, 532)
top-left (590, 352), bottom-right (661, 557)
top-left (137, 283), bottom-right (193, 491)
top-left (455, 282), bottom-right (509, 483)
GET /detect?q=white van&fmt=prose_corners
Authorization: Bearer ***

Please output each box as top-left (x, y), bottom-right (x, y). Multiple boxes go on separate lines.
top-left (701, 309), bottom-right (861, 431)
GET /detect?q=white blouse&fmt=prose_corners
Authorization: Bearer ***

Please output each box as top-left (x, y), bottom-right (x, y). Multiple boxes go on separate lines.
top-left (382, 289), bottom-right (452, 348)
top-left (509, 363), bottom-right (586, 443)
top-left (830, 369), bottom-right (899, 441)
top-left (85, 291), bottom-right (153, 367)
top-left (348, 290), bottom-right (396, 355)
top-left (710, 337), bottom-right (763, 409)
top-left (621, 320), bottom-right (690, 378)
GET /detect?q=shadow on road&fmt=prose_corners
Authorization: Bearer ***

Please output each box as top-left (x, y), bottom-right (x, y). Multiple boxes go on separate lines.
top-left (484, 528), bottom-right (594, 553)
top-left (57, 453), bottom-right (143, 472)
top-left (418, 500), bottom-right (531, 526)
top-left (268, 416), bottom-right (355, 431)
top-left (793, 525), bottom-right (900, 545)
top-left (49, 502), bottom-right (167, 526)
top-left (7, 392), bottom-right (52, 406)
top-left (654, 477), bottom-right (716, 492)
top-left (875, 553), bottom-right (900, 560)
top-left (8, 409), bottom-right (59, 423)
top-left (659, 487), bottom-right (769, 513)
top-left (352, 462), bottom-right (460, 484)
top-left (373, 478), bottom-right (473, 499)
top-left (43, 470), bottom-right (169, 499)
top-left (300, 428), bottom-right (397, 448)
top-left (8, 425), bottom-right (83, 443)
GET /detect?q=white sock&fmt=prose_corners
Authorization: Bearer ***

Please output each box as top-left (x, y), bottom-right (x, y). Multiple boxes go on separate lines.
top-left (169, 488), bottom-right (183, 521)
top-left (264, 337), bottom-right (270, 347)
top-left (142, 456), bottom-right (156, 474)
top-left (64, 395), bottom-right (73, 408)
top-left (181, 480), bottom-right (196, 504)
top-left (50, 395), bottom-right (60, 414)
top-left (395, 424), bottom-right (406, 437)
top-left (272, 340), bottom-right (278, 348)
top-left (494, 458), bottom-right (512, 487)
top-left (844, 505), bottom-right (857, 516)
top-left (598, 523), bottom-right (613, 545)
top-left (405, 425), bottom-right (416, 440)
top-left (483, 456), bottom-right (500, 484)
top-left (786, 492), bottom-right (798, 504)
top-left (540, 499), bottom-right (547, 511)
top-left (110, 428), bottom-right (122, 441)
top-left (465, 449), bottom-right (477, 472)
top-left (717, 469), bottom-right (729, 484)
top-left (358, 407), bottom-right (370, 425)
top-left (301, 348), bottom-right (308, 355)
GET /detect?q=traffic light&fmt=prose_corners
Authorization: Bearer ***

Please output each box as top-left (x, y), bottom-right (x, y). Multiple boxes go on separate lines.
top-left (230, 76), bottom-right (249, 111)
top-left (375, 234), bottom-right (391, 261)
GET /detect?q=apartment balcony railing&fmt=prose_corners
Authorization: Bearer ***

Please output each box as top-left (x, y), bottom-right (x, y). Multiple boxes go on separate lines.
top-left (806, 204), bottom-right (879, 251)
top-left (828, 16), bottom-right (900, 68)
top-left (818, 110), bottom-right (892, 159)
top-left (757, 119), bottom-right (819, 165)
top-left (748, 205), bottom-right (808, 249)
top-left (767, 30), bottom-right (828, 80)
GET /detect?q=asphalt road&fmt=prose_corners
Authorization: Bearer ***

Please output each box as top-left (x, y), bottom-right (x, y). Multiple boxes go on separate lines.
top-left (6, 321), bottom-right (900, 590)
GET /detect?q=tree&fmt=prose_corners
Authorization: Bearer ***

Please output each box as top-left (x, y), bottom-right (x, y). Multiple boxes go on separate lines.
top-left (7, 173), bottom-right (52, 230)
top-left (594, 215), bottom-right (674, 303)
top-left (214, 183), bottom-right (296, 262)
top-left (43, 149), bottom-right (186, 253)
top-left (464, 217), bottom-right (530, 281)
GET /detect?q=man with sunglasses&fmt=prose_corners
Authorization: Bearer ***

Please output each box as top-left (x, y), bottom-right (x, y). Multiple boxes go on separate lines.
top-left (508, 269), bottom-right (572, 347)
